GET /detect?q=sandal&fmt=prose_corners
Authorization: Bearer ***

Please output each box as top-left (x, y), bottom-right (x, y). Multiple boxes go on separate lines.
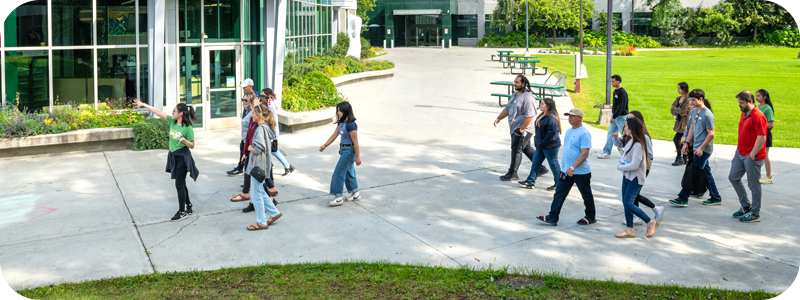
top-left (646, 221), bottom-right (660, 238)
top-left (267, 213), bottom-right (282, 225)
top-left (268, 187), bottom-right (279, 196)
top-left (247, 223), bottom-right (268, 231)
top-left (231, 193), bottom-right (250, 202)
top-left (615, 230), bottom-right (636, 238)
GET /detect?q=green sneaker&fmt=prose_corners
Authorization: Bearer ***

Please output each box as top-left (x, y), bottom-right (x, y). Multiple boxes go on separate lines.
top-left (732, 206), bottom-right (751, 218)
top-left (669, 199), bottom-right (688, 207)
top-left (739, 212), bottom-right (760, 223)
top-left (702, 198), bottom-right (722, 206)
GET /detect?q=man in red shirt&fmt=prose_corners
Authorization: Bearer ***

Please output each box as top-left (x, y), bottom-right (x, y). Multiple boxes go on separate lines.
top-left (729, 91), bottom-right (768, 223)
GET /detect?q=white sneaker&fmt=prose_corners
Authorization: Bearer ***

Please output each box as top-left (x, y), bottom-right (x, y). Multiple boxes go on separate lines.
top-left (598, 153), bottom-right (611, 159)
top-left (328, 195), bottom-right (345, 206)
top-left (621, 216), bottom-right (643, 226)
top-left (652, 205), bottom-right (665, 222)
top-left (345, 191), bottom-right (361, 201)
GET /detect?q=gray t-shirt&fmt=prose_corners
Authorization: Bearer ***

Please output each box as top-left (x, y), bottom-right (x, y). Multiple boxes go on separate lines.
top-left (685, 107), bottom-right (715, 154)
top-left (504, 91), bottom-right (537, 134)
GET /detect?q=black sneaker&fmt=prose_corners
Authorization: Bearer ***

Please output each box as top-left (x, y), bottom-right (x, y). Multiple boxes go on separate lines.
top-left (499, 172), bottom-right (519, 181)
top-left (538, 165), bottom-right (549, 176)
top-left (577, 217), bottom-right (596, 225)
top-left (671, 157), bottom-right (684, 166)
top-left (546, 185), bottom-right (557, 192)
top-left (537, 215), bottom-right (557, 226)
top-left (227, 168), bottom-right (243, 176)
top-left (243, 202), bottom-right (255, 213)
top-left (702, 198), bottom-right (722, 206)
top-left (186, 204), bottom-right (193, 215)
top-left (171, 211), bottom-right (188, 221)
top-left (518, 180), bottom-right (534, 189)
top-left (281, 165), bottom-right (295, 176)
top-left (273, 198), bottom-right (279, 206)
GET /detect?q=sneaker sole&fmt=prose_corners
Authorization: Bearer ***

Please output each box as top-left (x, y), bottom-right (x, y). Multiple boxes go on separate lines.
top-left (740, 218), bottom-right (761, 223)
top-left (171, 216), bottom-right (188, 222)
top-left (329, 201), bottom-right (344, 206)
top-left (345, 197), bottom-right (361, 202)
top-left (702, 202), bottom-right (722, 206)
top-left (669, 202), bottom-right (688, 207)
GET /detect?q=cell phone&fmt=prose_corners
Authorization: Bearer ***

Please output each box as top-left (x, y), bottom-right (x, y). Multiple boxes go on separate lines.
top-left (560, 172), bottom-right (567, 180)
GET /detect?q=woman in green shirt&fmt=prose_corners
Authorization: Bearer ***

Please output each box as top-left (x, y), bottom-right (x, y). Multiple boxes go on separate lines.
top-left (756, 89), bottom-right (775, 184)
top-left (134, 99), bottom-right (200, 221)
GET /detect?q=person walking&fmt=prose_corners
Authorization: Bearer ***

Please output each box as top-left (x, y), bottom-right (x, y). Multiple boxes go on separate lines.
top-left (228, 92), bottom-right (255, 177)
top-left (241, 95), bottom-right (280, 213)
top-left (730, 91), bottom-right (768, 223)
top-left (612, 111), bottom-right (664, 225)
top-left (599, 75), bottom-right (628, 159)
top-left (133, 99), bottom-right (199, 222)
top-left (537, 108), bottom-right (596, 226)
top-left (756, 89), bottom-right (775, 184)
top-left (518, 98), bottom-right (561, 191)
top-left (493, 74), bottom-right (548, 181)
top-left (261, 88), bottom-right (296, 176)
top-left (669, 89), bottom-right (722, 206)
top-left (671, 82), bottom-right (692, 166)
top-left (615, 117), bottom-right (659, 238)
top-left (320, 102), bottom-right (362, 206)
top-left (227, 79), bottom-right (260, 175)
top-left (245, 103), bottom-right (282, 230)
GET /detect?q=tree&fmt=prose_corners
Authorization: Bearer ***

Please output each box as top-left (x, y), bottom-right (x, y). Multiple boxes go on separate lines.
top-left (647, 0), bottom-right (687, 46)
top-left (357, 0), bottom-right (376, 33)
top-left (490, 0), bottom-right (522, 31)
top-left (696, 2), bottom-right (740, 44)
top-left (522, 0), bottom-right (595, 44)
top-left (595, 9), bottom-right (621, 36)
top-left (726, 0), bottom-right (775, 41)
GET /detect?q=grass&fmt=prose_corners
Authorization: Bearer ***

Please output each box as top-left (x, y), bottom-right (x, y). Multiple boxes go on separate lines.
top-left (535, 48), bottom-right (800, 147)
top-left (16, 262), bottom-right (777, 299)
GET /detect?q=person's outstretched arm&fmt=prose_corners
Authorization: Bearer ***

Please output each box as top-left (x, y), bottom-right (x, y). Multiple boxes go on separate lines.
top-left (319, 126), bottom-right (339, 152)
top-left (133, 99), bottom-right (167, 121)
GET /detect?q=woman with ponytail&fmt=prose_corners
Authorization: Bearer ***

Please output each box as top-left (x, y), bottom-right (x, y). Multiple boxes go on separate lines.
top-left (756, 89), bottom-right (775, 184)
top-left (616, 117), bottom-right (659, 238)
top-left (133, 99), bottom-right (200, 222)
top-left (245, 103), bottom-right (282, 230)
top-left (519, 98), bottom-right (562, 191)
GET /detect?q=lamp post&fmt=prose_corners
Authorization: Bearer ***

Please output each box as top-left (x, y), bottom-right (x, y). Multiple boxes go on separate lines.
top-left (577, 0), bottom-right (584, 94)
top-left (606, 0), bottom-right (612, 106)
top-left (525, 0), bottom-right (529, 56)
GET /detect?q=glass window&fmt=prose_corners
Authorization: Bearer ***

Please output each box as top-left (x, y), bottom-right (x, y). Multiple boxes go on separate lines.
top-left (139, 47), bottom-right (149, 104)
top-left (138, 0), bottom-right (148, 44)
top-left (209, 50), bottom-right (236, 119)
top-left (97, 0), bottom-right (138, 45)
top-left (52, 0), bottom-right (93, 46)
top-left (179, 47), bottom-right (201, 105)
top-left (4, 0), bottom-right (48, 47)
top-left (244, 0), bottom-right (264, 42)
top-left (457, 15), bottom-right (478, 38)
top-left (244, 45), bottom-right (263, 89)
top-left (4, 50), bottom-right (49, 111)
top-left (53, 49), bottom-right (93, 108)
top-left (204, 0), bottom-right (241, 41)
top-left (98, 48), bottom-right (137, 106)
top-left (179, 0), bottom-right (201, 43)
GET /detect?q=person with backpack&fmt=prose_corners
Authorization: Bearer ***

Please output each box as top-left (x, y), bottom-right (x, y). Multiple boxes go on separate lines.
top-left (320, 102), bottom-right (362, 206)
top-left (669, 89), bottom-right (722, 207)
top-left (612, 111), bottom-right (664, 225)
top-left (756, 89), bottom-right (775, 184)
top-left (518, 98), bottom-right (562, 191)
top-left (245, 103), bottom-right (282, 230)
top-left (671, 82), bottom-right (692, 166)
top-left (133, 99), bottom-right (199, 222)
top-left (615, 117), bottom-right (659, 238)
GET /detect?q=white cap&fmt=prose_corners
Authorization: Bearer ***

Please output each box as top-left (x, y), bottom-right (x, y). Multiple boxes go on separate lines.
top-left (240, 78), bottom-right (254, 87)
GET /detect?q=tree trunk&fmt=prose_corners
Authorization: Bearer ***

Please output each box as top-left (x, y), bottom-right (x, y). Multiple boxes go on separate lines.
top-left (754, 26), bottom-right (758, 41)
top-left (552, 28), bottom-right (557, 44)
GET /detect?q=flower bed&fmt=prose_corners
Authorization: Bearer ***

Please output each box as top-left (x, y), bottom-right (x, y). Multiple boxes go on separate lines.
top-left (1, 103), bottom-right (144, 139)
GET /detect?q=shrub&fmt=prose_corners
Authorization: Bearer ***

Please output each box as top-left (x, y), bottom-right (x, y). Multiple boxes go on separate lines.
top-left (574, 30), bottom-right (661, 48)
top-left (130, 118), bottom-right (169, 151)
top-left (360, 37), bottom-right (373, 59)
top-left (304, 71), bottom-right (337, 96)
top-left (1, 103), bottom-right (144, 139)
top-left (332, 34), bottom-right (349, 58)
top-left (763, 29), bottom-right (800, 47)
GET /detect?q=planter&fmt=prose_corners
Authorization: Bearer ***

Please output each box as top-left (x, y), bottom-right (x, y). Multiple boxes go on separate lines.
top-left (278, 69), bottom-right (395, 133)
top-left (0, 127), bottom-right (133, 159)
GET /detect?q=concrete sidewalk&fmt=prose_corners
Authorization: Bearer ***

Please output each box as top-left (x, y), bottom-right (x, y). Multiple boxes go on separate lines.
top-left (1, 47), bottom-right (797, 294)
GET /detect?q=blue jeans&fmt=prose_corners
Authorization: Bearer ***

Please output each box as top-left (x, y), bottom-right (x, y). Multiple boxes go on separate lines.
top-left (271, 150), bottom-right (290, 168)
top-left (622, 177), bottom-right (651, 228)
top-left (525, 147), bottom-right (561, 186)
top-left (548, 173), bottom-right (595, 223)
top-left (250, 176), bottom-right (280, 227)
top-left (677, 151), bottom-right (721, 201)
top-left (330, 145), bottom-right (359, 195)
top-left (604, 115), bottom-right (627, 155)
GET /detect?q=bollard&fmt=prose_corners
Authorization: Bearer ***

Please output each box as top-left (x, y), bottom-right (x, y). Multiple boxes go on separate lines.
top-left (442, 39), bottom-right (445, 49)
top-left (449, 39), bottom-right (452, 48)
top-left (391, 39), bottom-right (394, 48)
top-left (383, 40), bottom-right (386, 49)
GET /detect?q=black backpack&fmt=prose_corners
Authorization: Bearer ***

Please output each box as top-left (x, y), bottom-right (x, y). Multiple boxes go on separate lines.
top-left (680, 148), bottom-right (708, 195)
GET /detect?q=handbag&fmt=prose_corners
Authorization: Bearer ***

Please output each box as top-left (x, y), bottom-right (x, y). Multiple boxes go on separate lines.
top-left (680, 157), bottom-right (708, 194)
top-left (271, 139), bottom-right (278, 153)
top-left (250, 128), bottom-right (269, 183)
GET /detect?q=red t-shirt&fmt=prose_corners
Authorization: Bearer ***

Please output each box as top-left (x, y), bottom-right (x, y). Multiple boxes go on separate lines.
top-left (737, 108), bottom-right (768, 159)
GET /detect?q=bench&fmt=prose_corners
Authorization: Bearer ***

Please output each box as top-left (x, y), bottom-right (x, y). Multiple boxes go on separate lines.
top-left (491, 54), bottom-right (498, 61)
top-left (509, 65), bottom-right (539, 75)
top-left (491, 93), bottom-right (512, 107)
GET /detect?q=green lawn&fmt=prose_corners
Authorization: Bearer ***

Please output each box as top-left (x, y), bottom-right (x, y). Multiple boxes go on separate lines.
top-left (16, 262), bottom-right (777, 299)
top-left (537, 48), bottom-right (800, 147)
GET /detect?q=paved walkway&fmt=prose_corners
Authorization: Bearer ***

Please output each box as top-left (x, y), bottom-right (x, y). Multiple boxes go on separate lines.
top-left (1, 47), bottom-right (798, 293)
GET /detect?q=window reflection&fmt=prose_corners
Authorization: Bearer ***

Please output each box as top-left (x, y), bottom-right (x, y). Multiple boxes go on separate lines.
top-left (53, 49), bottom-right (94, 107)
top-left (4, 51), bottom-right (49, 111)
top-left (4, 0), bottom-right (48, 47)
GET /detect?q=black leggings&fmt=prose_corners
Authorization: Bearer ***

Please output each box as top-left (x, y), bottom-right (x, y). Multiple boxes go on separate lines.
top-left (175, 155), bottom-right (192, 212)
top-left (673, 132), bottom-right (684, 159)
top-left (236, 140), bottom-right (246, 171)
top-left (634, 169), bottom-right (655, 209)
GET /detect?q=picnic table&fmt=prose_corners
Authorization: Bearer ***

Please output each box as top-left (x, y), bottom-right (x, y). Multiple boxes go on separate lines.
top-left (529, 82), bottom-right (565, 99)
top-left (512, 59), bottom-right (540, 75)
top-left (491, 50), bottom-right (514, 62)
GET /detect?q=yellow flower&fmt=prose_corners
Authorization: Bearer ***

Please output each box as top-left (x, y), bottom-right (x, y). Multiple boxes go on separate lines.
top-left (44, 118), bottom-right (52, 125)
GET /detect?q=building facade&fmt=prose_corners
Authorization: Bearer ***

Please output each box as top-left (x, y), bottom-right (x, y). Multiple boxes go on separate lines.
top-left (361, 0), bottom-right (723, 47)
top-left (2, 0), bottom-right (339, 130)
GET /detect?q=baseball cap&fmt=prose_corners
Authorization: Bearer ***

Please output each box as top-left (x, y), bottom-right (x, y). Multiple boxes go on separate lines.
top-left (240, 78), bottom-right (254, 87)
top-left (563, 108), bottom-right (584, 118)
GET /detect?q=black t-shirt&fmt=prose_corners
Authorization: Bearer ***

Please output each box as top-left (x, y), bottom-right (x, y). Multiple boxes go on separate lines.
top-left (612, 87), bottom-right (629, 119)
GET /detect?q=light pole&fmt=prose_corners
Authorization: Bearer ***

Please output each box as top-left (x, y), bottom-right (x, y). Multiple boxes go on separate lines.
top-left (577, 0), bottom-right (584, 94)
top-left (606, 0), bottom-right (612, 106)
top-left (525, 0), bottom-right (529, 56)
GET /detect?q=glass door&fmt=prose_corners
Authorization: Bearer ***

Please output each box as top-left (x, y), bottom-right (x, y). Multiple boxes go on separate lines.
top-left (202, 46), bottom-right (241, 130)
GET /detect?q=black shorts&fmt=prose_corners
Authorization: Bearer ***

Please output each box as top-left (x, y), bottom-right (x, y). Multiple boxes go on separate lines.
top-left (766, 128), bottom-right (773, 148)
